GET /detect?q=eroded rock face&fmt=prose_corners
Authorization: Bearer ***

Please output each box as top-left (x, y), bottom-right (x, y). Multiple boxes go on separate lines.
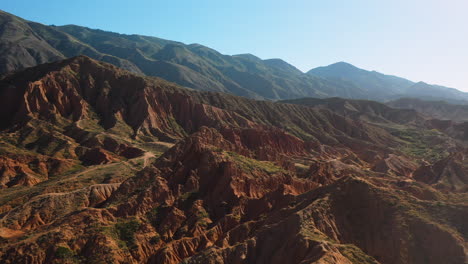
top-left (0, 128), bottom-right (466, 264)
top-left (427, 119), bottom-right (468, 142)
top-left (0, 56), bottom-right (405, 149)
top-left (307, 158), bottom-right (367, 185)
top-left (80, 148), bottom-right (116, 165)
top-left (0, 56), bottom-right (414, 186)
top-left (0, 156), bottom-right (40, 188)
top-left (413, 151), bottom-right (468, 192)
top-left (2, 183), bottom-right (120, 230)
top-left (0, 57), bottom-right (466, 264)
top-left (371, 154), bottom-right (418, 177)
top-left (0, 154), bottom-right (74, 188)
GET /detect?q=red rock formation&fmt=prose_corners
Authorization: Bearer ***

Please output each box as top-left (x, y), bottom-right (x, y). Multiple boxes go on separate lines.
top-left (307, 158), bottom-right (367, 185)
top-left (0, 154), bottom-right (74, 188)
top-left (371, 154), bottom-right (418, 177)
top-left (220, 127), bottom-right (311, 159)
top-left (82, 135), bottom-right (145, 159)
top-left (0, 156), bottom-right (39, 188)
top-left (0, 56), bottom-right (403, 152)
top-left (80, 148), bottom-right (117, 165)
top-left (413, 151), bottom-right (468, 192)
top-left (1, 128), bottom-right (466, 264)
top-left (0, 57), bottom-right (466, 264)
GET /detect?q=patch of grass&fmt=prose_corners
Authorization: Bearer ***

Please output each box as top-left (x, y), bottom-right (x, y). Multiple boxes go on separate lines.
top-left (107, 115), bottom-right (135, 138)
top-left (146, 205), bottom-right (173, 230)
top-left (59, 163), bottom-right (85, 177)
top-left (146, 207), bottom-right (160, 227)
top-left (179, 191), bottom-right (199, 201)
top-left (338, 244), bottom-right (379, 264)
top-left (392, 128), bottom-right (449, 162)
top-left (226, 151), bottom-right (286, 174)
top-left (55, 246), bottom-right (75, 259)
top-left (114, 219), bottom-right (141, 249)
top-left (197, 209), bottom-right (210, 220)
top-left (139, 141), bottom-right (174, 155)
top-left (78, 118), bottom-right (104, 133)
top-left (301, 227), bottom-right (334, 243)
top-left (0, 140), bottom-right (39, 156)
top-left (167, 116), bottom-right (187, 136)
top-left (97, 220), bottom-right (140, 250)
top-left (129, 158), bottom-right (145, 168)
top-left (195, 207), bottom-right (211, 227)
top-left (0, 160), bottom-right (137, 210)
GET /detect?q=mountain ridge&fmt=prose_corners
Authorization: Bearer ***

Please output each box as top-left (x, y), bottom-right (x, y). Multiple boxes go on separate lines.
top-left (388, 98), bottom-right (468, 122)
top-left (1, 9), bottom-right (467, 103)
top-left (309, 62), bottom-right (468, 103)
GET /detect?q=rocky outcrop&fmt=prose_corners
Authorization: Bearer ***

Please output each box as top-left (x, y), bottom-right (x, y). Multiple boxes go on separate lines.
top-left (1, 183), bottom-right (120, 230)
top-left (413, 151), bottom-right (468, 192)
top-left (0, 56), bottom-right (416, 178)
top-left (371, 154), bottom-right (418, 177)
top-left (0, 56), bottom-right (402, 149)
top-left (0, 156), bottom-right (40, 188)
top-left (0, 153), bottom-right (74, 188)
top-left (0, 57), bottom-right (466, 264)
top-left (220, 127), bottom-right (312, 159)
top-left (426, 119), bottom-right (468, 142)
top-left (80, 148), bottom-right (117, 165)
top-left (307, 158), bottom-right (368, 185)
top-left (1, 128), bottom-right (466, 264)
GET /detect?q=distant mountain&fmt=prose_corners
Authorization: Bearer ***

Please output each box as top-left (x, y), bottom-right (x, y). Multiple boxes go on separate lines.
top-left (281, 97), bottom-right (427, 126)
top-left (0, 10), bottom-right (63, 73)
top-left (1, 10), bottom-right (466, 102)
top-left (308, 62), bottom-right (414, 98)
top-left (0, 10), bottom-right (373, 100)
top-left (398, 82), bottom-right (468, 104)
top-left (388, 98), bottom-right (468, 122)
top-left (309, 62), bottom-right (468, 103)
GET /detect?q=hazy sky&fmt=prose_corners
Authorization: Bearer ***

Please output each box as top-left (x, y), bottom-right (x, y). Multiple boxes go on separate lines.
top-left (2, 0), bottom-right (467, 91)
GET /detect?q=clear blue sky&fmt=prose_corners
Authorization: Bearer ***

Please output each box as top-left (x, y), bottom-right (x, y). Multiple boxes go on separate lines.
top-left (2, 0), bottom-right (467, 91)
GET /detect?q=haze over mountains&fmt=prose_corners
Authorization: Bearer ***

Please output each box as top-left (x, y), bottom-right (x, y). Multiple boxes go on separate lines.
top-left (0, 8), bottom-right (467, 264)
top-left (309, 62), bottom-right (468, 103)
top-left (1, 9), bottom-right (467, 103)
top-left (388, 98), bottom-right (468, 123)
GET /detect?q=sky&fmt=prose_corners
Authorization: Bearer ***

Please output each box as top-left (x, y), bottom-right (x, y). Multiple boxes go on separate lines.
top-left (2, 0), bottom-right (467, 91)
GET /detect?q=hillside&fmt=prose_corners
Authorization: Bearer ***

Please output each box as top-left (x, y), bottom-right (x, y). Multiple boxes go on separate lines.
top-left (0, 57), bottom-right (466, 264)
top-left (0, 10), bottom-right (364, 100)
top-left (388, 98), bottom-right (468, 122)
top-left (281, 97), bottom-right (427, 126)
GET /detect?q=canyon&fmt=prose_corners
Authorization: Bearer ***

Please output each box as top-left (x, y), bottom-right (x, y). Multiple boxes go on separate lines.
top-left (0, 56), bottom-right (466, 264)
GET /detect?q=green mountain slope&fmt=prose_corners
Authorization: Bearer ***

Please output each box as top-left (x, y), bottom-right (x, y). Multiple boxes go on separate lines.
top-left (1, 9), bottom-right (467, 102)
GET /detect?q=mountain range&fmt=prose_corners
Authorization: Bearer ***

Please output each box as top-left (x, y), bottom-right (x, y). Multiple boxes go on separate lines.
top-left (0, 9), bottom-right (467, 264)
top-left (388, 98), bottom-right (468, 122)
top-left (1, 9), bottom-right (467, 102)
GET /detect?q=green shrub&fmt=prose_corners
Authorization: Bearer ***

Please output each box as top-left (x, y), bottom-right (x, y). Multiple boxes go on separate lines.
top-left (115, 219), bottom-right (141, 249)
top-left (226, 151), bottom-right (285, 174)
top-left (149, 234), bottom-right (161, 244)
top-left (55, 246), bottom-right (74, 259)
